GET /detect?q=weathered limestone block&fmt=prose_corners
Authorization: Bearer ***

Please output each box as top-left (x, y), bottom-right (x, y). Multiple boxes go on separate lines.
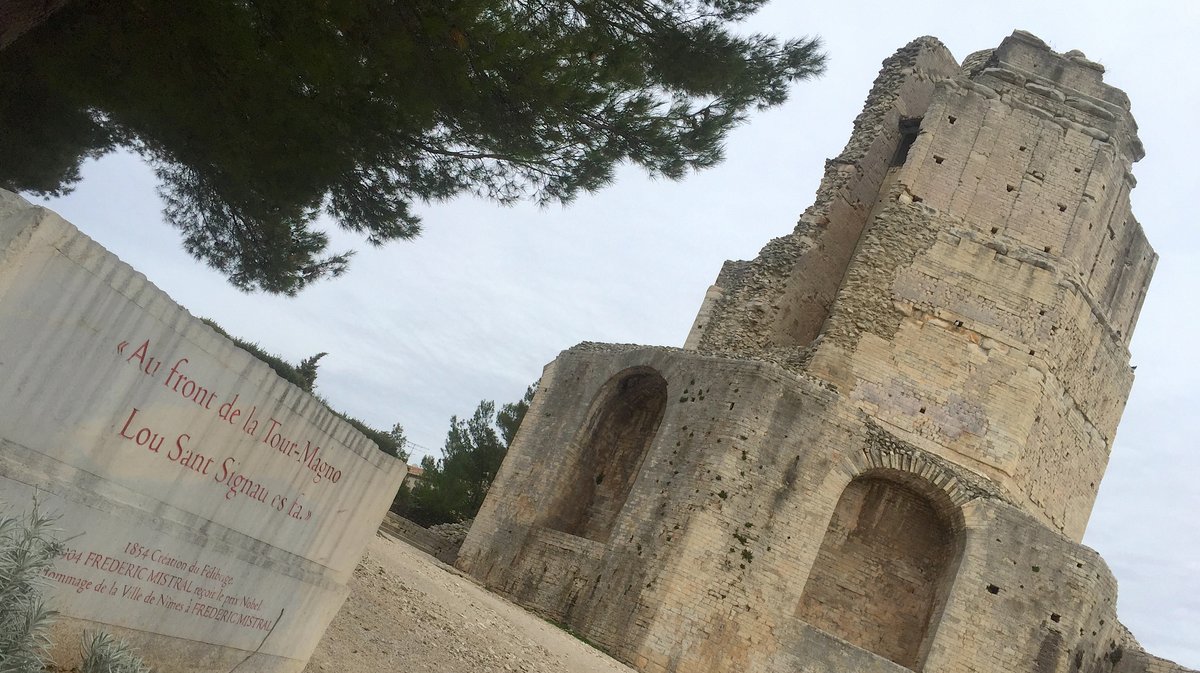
top-left (805, 202), bottom-right (1137, 538)
top-left (0, 190), bottom-right (406, 673)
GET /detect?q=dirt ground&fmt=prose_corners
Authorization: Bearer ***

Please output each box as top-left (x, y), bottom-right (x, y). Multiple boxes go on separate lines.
top-left (303, 535), bottom-right (635, 673)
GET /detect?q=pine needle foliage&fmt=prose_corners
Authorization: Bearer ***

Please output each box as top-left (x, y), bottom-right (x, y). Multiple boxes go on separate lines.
top-left (0, 0), bottom-right (825, 294)
top-left (401, 384), bottom-right (536, 525)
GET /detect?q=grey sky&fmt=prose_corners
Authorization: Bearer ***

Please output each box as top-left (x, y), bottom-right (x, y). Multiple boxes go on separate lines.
top-left (27, 1), bottom-right (1198, 666)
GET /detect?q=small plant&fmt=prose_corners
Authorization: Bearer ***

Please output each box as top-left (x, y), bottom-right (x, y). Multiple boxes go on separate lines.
top-left (0, 502), bottom-right (63, 673)
top-left (0, 503), bottom-right (152, 673)
top-left (81, 632), bottom-right (152, 673)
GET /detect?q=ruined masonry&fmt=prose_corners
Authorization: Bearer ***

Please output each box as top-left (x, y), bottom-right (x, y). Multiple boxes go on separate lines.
top-left (458, 31), bottom-right (1195, 673)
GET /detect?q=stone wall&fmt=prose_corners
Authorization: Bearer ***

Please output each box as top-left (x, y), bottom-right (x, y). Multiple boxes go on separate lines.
top-left (460, 345), bottom-right (1191, 673)
top-left (685, 36), bottom-right (960, 366)
top-left (686, 30), bottom-right (1155, 541)
top-left (0, 190), bottom-right (406, 673)
top-left (459, 31), bottom-right (1193, 673)
top-left (377, 512), bottom-right (461, 565)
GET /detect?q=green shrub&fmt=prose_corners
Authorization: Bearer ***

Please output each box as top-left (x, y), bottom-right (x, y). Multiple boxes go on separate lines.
top-left (200, 317), bottom-right (407, 459)
top-left (81, 632), bottom-right (152, 673)
top-left (0, 502), bottom-right (62, 673)
top-left (0, 504), bottom-right (155, 673)
top-left (199, 318), bottom-right (309, 390)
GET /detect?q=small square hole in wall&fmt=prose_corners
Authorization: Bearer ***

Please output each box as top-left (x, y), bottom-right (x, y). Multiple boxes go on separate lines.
top-left (987, 584), bottom-right (1001, 594)
top-left (990, 227), bottom-right (999, 234)
top-left (934, 156), bottom-right (945, 164)
top-left (1051, 613), bottom-right (1062, 623)
top-left (948, 115), bottom-right (957, 124)
top-left (1019, 145), bottom-right (1027, 151)
top-left (1044, 246), bottom-right (1052, 253)
top-left (1006, 184), bottom-right (1015, 192)
top-left (1058, 204), bottom-right (1067, 212)
top-left (1075, 167), bottom-right (1082, 173)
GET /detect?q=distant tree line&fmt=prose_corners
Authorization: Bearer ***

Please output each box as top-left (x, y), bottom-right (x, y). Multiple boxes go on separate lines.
top-left (394, 384), bottom-right (536, 526)
top-left (201, 318), bottom-right (408, 460)
top-left (189, 317), bottom-right (530, 525)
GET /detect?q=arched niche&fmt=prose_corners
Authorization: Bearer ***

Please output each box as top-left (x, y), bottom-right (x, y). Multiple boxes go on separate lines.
top-left (549, 367), bottom-right (668, 542)
top-left (796, 470), bottom-right (964, 670)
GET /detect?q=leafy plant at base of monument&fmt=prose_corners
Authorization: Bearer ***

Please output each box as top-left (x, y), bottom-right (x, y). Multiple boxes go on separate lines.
top-left (81, 632), bottom-right (152, 673)
top-left (402, 384), bottom-right (536, 526)
top-left (0, 502), bottom-right (62, 673)
top-left (0, 0), bottom-right (825, 294)
top-left (0, 504), bottom-right (155, 673)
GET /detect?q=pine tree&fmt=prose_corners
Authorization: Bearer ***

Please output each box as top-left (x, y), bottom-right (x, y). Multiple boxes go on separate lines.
top-left (406, 384), bottom-right (537, 525)
top-left (497, 384), bottom-right (536, 446)
top-left (295, 352), bottom-right (328, 393)
top-left (0, 0), bottom-right (824, 293)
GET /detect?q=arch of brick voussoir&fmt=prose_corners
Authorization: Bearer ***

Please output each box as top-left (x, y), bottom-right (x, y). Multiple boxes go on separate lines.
top-left (835, 424), bottom-right (994, 530)
top-left (791, 427), bottom-right (988, 670)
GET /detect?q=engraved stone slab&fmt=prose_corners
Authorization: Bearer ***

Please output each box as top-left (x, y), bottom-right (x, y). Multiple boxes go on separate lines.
top-left (0, 189), bottom-right (405, 672)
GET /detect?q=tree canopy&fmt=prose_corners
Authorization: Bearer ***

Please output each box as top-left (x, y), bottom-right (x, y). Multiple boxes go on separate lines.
top-left (0, 0), bottom-right (824, 294)
top-left (399, 384), bottom-right (535, 525)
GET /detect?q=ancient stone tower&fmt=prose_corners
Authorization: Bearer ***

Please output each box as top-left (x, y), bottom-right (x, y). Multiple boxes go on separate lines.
top-left (458, 31), bottom-right (1193, 673)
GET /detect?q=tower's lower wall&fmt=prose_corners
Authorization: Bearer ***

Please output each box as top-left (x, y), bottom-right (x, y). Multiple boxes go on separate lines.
top-left (458, 345), bottom-right (1192, 673)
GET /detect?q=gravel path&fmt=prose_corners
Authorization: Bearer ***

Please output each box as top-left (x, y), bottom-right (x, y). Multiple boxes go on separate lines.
top-left (304, 535), bottom-right (635, 673)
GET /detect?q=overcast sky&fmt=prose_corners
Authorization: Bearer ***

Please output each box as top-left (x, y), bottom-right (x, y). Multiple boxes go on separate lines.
top-left (23, 0), bottom-right (1197, 666)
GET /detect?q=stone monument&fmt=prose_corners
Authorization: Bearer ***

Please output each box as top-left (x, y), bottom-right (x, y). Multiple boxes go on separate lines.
top-left (458, 31), bottom-right (1194, 673)
top-left (0, 189), bottom-right (406, 672)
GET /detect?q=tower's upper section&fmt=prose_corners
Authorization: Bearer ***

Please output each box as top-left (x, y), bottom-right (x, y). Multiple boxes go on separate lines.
top-left (684, 31), bottom-right (1156, 540)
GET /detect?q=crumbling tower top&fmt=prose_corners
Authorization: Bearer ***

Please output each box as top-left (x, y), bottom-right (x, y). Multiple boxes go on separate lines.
top-left (685, 30), bottom-right (1155, 539)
